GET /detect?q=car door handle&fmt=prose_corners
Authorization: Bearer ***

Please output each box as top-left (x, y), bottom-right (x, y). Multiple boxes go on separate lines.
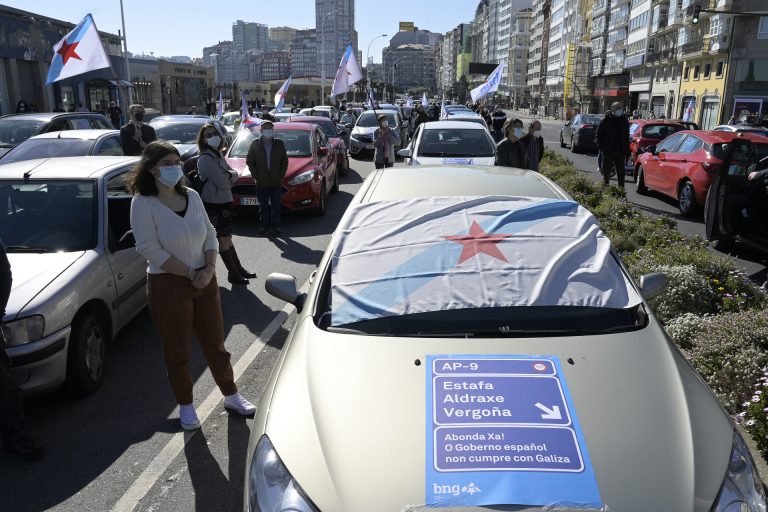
top-left (117, 273), bottom-right (124, 280)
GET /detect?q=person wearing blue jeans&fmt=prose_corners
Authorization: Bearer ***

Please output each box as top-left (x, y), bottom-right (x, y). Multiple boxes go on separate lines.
top-left (245, 121), bottom-right (289, 236)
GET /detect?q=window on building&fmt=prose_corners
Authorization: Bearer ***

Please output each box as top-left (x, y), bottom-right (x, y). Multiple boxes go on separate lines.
top-left (684, 66), bottom-right (690, 80)
top-left (759, 17), bottom-right (768, 39)
top-left (693, 65), bottom-right (700, 79)
top-left (704, 63), bottom-right (711, 78)
top-left (716, 61), bottom-right (724, 77)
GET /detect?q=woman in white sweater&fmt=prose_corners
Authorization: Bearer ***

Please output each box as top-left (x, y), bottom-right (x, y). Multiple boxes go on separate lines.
top-left (129, 140), bottom-right (255, 431)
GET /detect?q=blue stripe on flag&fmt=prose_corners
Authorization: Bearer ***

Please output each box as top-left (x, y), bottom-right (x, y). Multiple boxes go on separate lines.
top-left (332, 199), bottom-right (579, 326)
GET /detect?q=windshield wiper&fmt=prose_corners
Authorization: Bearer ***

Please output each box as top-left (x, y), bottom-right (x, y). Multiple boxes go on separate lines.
top-left (5, 245), bottom-right (53, 253)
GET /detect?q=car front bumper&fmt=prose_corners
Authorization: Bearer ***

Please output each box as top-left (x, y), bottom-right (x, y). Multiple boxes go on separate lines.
top-left (349, 137), bottom-right (374, 154)
top-left (8, 325), bottom-right (71, 395)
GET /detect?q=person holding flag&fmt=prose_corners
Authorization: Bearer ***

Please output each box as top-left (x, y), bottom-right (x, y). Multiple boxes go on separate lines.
top-left (373, 114), bottom-right (400, 170)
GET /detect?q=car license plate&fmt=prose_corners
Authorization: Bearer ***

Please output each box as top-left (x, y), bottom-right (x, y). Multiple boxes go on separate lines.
top-left (442, 158), bottom-right (474, 165)
top-left (240, 197), bottom-right (259, 206)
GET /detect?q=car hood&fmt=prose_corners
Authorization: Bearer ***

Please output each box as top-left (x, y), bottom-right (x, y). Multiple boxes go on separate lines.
top-left (263, 316), bottom-right (732, 511)
top-left (5, 251), bottom-right (85, 320)
top-left (172, 143), bottom-right (198, 161)
top-left (226, 155), bottom-right (315, 181)
top-left (352, 126), bottom-right (376, 137)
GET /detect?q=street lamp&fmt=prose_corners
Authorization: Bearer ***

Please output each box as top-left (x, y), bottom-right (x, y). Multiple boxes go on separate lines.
top-left (366, 34), bottom-right (388, 90)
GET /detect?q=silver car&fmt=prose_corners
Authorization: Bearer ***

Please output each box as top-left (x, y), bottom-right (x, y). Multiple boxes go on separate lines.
top-left (349, 110), bottom-right (407, 157)
top-left (245, 165), bottom-right (767, 511)
top-left (0, 130), bottom-right (123, 164)
top-left (1, 156), bottom-right (146, 395)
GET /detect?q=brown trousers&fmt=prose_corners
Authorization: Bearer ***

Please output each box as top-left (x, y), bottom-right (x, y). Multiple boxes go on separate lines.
top-left (147, 273), bottom-right (237, 404)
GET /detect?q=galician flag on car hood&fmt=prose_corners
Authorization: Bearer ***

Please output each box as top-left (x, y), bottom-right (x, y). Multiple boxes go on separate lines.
top-left (330, 196), bottom-right (642, 326)
top-left (470, 62), bottom-right (505, 103)
top-left (274, 76), bottom-right (292, 113)
top-left (46, 14), bottom-right (112, 85)
top-left (331, 44), bottom-right (363, 97)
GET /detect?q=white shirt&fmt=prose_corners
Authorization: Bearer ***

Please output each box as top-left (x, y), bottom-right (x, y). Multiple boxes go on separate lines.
top-left (130, 188), bottom-right (218, 274)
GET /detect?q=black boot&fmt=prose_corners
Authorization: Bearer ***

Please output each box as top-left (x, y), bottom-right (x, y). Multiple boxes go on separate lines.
top-left (220, 249), bottom-right (249, 285)
top-left (230, 245), bottom-right (257, 279)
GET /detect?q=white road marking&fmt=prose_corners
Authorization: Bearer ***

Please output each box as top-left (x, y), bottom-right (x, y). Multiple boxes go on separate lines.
top-left (111, 279), bottom-right (310, 512)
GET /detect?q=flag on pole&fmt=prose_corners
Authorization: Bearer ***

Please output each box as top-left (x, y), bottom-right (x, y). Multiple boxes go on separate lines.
top-left (422, 92), bottom-right (429, 107)
top-left (239, 91), bottom-right (262, 130)
top-left (682, 97), bottom-right (696, 123)
top-left (215, 91), bottom-right (223, 120)
top-left (470, 62), bottom-right (505, 103)
top-left (440, 96), bottom-right (448, 120)
top-left (331, 44), bottom-right (363, 97)
top-left (406, 97), bottom-right (413, 108)
top-left (274, 76), bottom-right (292, 113)
top-left (46, 14), bottom-right (112, 85)
top-left (366, 84), bottom-right (377, 109)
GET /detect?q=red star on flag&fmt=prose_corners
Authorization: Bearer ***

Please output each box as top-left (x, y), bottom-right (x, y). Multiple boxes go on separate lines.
top-left (443, 221), bottom-right (512, 264)
top-left (57, 39), bottom-right (82, 65)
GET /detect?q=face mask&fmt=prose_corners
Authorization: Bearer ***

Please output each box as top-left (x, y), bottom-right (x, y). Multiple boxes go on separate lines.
top-left (207, 136), bottom-right (221, 148)
top-left (261, 129), bottom-right (274, 139)
top-left (534, 131), bottom-right (542, 138)
top-left (134, 112), bottom-right (144, 122)
top-left (514, 127), bottom-right (524, 138)
top-left (613, 109), bottom-right (624, 117)
top-left (381, 121), bottom-right (389, 128)
top-left (156, 165), bottom-right (183, 187)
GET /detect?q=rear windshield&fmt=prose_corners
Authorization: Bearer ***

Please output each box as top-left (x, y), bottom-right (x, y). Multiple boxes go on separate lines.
top-left (641, 124), bottom-right (686, 140)
top-left (417, 128), bottom-right (495, 157)
top-left (229, 130), bottom-right (312, 158)
top-left (578, 115), bottom-right (601, 125)
top-left (295, 118), bottom-right (338, 138)
top-left (0, 119), bottom-right (45, 148)
top-left (152, 122), bottom-right (204, 144)
top-left (0, 139), bottom-right (93, 164)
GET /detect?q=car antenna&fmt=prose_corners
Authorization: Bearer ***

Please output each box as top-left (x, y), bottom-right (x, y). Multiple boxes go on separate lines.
top-left (23, 171), bottom-right (31, 182)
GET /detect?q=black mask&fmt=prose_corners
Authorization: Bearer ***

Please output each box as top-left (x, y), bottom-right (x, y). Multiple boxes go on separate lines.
top-left (134, 112), bottom-right (144, 122)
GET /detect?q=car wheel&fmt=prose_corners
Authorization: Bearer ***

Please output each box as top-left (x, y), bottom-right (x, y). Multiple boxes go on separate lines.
top-left (65, 311), bottom-right (106, 395)
top-left (331, 169), bottom-right (340, 194)
top-left (636, 165), bottom-right (648, 194)
top-left (570, 136), bottom-right (578, 153)
top-left (560, 133), bottom-right (566, 148)
top-left (314, 181), bottom-right (327, 217)
top-left (340, 156), bottom-right (349, 176)
top-left (712, 236), bottom-right (734, 252)
top-left (678, 181), bottom-right (697, 217)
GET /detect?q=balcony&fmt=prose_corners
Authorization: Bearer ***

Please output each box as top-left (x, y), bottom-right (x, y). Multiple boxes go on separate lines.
top-left (652, 16), bottom-right (668, 31)
top-left (707, 34), bottom-right (730, 53)
top-left (605, 63), bottom-right (625, 74)
top-left (591, 24), bottom-right (607, 37)
top-left (680, 41), bottom-right (704, 57)
top-left (608, 39), bottom-right (627, 50)
top-left (609, 15), bottom-right (630, 29)
top-left (624, 54), bottom-right (646, 68)
top-left (592, 2), bottom-right (608, 16)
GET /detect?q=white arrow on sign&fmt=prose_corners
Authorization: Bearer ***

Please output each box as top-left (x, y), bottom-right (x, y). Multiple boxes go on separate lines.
top-left (535, 403), bottom-right (562, 420)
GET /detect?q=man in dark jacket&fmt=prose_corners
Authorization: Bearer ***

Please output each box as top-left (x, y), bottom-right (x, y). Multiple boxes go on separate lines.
top-left (495, 118), bottom-right (528, 169)
top-left (519, 120), bottom-right (544, 172)
top-left (120, 104), bottom-right (157, 156)
top-left (595, 101), bottom-right (630, 188)
top-left (246, 121), bottom-right (289, 236)
top-left (414, 105), bottom-right (429, 131)
top-left (490, 105), bottom-right (507, 142)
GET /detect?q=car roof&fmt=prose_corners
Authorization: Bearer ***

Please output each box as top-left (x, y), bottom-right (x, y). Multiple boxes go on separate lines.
top-left (150, 115), bottom-right (212, 123)
top-left (28, 129), bottom-right (119, 140)
top-left (633, 119), bottom-right (685, 126)
top-left (444, 113), bottom-right (483, 119)
top-left (365, 166), bottom-right (568, 202)
top-left (0, 112), bottom-right (106, 122)
top-left (289, 116), bottom-right (332, 123)
top-left (422, 120), bottom-right (488, 129)
top-left (0, 156), bottom-right (138, 179)
top-left (244, 122), bottom-right (313, 132)
top-left (675, 130), bottom-right (768, 143)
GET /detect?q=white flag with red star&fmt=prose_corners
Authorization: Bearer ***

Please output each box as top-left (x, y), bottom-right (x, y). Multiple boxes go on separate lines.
top-left (46, 14), bottom-right (112, 85)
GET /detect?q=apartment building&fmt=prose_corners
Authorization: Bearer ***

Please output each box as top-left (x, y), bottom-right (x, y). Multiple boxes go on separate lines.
top-left (527, 0), bottom-right (551, 112)
top-left (546, 0), bottom-right (592, 116)
top-left (508, 8), bottom-right (534, 106)
top-left (625, 0), bottom-right (655, 112)
top-left (646, 0), bottom-right (684, 118)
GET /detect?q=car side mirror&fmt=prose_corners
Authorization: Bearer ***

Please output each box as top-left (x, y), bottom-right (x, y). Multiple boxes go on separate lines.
top-left (398, 147), bottom-right (412, 158)
top-left (639, 272), bottom-right (667, 300)
top-left (265, 273), bottom-right (306, 311)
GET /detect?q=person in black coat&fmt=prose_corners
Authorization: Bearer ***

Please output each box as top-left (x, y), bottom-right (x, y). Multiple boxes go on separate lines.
top-left (495, 118), bottom-right (529, 169)
top-left (595, 101), bottom-right (630, 188)
top-left (120, 104), bottom-right (157, 156)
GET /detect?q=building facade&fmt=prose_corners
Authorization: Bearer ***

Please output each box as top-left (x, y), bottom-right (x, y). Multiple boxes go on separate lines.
top-left (383, 44), bottom-right (439, 94)
top-left (232, 20), bottom-right (269, 52)
top-left (528, 0), bottom-right (552, 112)
top-left (647, 0), bottom-right (684, 119)
top-left (259, 51), bottom-right (291, 82)
top-left (269, 26), bottom-right (298, 51)
top-left (507, 8), bottom-right (534, 107)
top-left (315, 0), bottom-right (357, 83)
top-left (625, 0), bottom-right (655, 112)
top-left (290, 29), bottom-right (318, 78)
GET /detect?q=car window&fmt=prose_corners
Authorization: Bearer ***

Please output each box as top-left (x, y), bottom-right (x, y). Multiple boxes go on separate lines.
top-left (89, 117), bottom-right (112, 129)
top-left (105, 170), bottom-right (133, 250)
top-left (317, 129), bottom-right (328, 149)
top-left (70, 118), bottom-right (93, 130)
top-left (0, 119), bottom-right (45, 147)
top-left (95, 136), bottom-right (123, 156)
top-left (642, 124), bottom-right (685, 140)
top-left (47, 120), bottom-right (70, 132)
top-left (0, 179), bottom-right (97, 252)
top-left (676, 135), bottom-right (704, 154)
top-left (0, 138), bottom-right (94, 164)
top-left (629, 123), bottom-right (641, 137)
top-left (228, 130), bottom-right (312, 158)
top-left (417, 128), bottom-right (495, 157)
top-left (657, 133), bottom-right (686, 152)
top-left (106, 171), bottom-right (132, 196)
top-left (152, 122), bottom-right (204, 144)
top-left (356, 112), bottom-right (397, 128)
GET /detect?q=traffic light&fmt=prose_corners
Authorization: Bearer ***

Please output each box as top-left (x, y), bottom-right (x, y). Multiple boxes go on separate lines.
top-left (692, 5), bottom-right (701, 24)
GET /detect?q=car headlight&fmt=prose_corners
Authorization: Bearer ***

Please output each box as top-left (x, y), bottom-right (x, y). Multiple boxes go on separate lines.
top-left (248, 435), bottom-right (317, 512)
top-left (289, 171), bottom-right (314, 186)
top-left (2, 315), bottom-right (45, 347)
top-left (712, 430), bottom-right (767, 511)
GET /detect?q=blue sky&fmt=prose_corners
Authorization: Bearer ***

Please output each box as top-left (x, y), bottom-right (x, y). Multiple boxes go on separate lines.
top-left (6, 1), bottom-right (478, 63)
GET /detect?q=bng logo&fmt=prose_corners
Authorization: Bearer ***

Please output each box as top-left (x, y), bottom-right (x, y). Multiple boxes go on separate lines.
top-left (433, 482), bottom-right (482, 496)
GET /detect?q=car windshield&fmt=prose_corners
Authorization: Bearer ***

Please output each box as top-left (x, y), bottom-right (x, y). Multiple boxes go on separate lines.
top-left (356, 112), bottom-right (397, 128)
top-left (0, 119), bottom-right (45, 148)
top-left (417, 128), bottom-right (495, 157)
top-left (228, 130), bottom-right (312, 158)
top-left (579, 116), bottom-right (602, 125)
top-left (295, 118), bottom-right (337, 138)
top-left (221, 115), bottom-right (239, 127)
top-left (300, 109), bottom-right (331, 118)
top-left (0, 180), bottom-right (97, 252)
top-left (642, 124), bottom-right (686, 140)
top-left (0, 139), bottom-right (94, 164)
top-left (152, 122), bottom-right (205, 144)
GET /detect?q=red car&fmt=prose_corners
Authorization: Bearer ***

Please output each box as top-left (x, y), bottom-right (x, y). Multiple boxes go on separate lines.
top-left (635, 130), bottom-right (768, 217)
top-left (286, 115), bottom-right (349, 175)
top-left (226, 122), bottom-right (339, 216)
top-left (628, 120), bottom-right (690, 167)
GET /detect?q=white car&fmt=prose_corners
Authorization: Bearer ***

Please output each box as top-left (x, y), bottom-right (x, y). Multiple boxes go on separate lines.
top-left (349, 110), bottom-right (406, 157)
top-left (0, 130), bottom-right (123, 164)
top-left (398, 121), bottom-right (497, 166)
top-left (443, 112), bottom-right (491, 131)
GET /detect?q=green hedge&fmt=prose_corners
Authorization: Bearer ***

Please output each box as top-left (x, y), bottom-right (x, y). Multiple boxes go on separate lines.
top-left (539, 150), bottom-right (768, 458)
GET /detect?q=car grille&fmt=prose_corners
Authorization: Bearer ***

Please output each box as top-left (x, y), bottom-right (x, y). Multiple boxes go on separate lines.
top-left (355, 134), bottom-right (373, 143)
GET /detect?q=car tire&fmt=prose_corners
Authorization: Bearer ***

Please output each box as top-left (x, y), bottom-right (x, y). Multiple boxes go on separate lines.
top-left (314, 181), bottom-right (327, 217)
top-left (331, 170), bottom-right (340, 194)
top-left (570, 136), bottom-right (578, 153)
top-left (340, 156), bottom-right (349, 176)
top-left (678, 180), bottom-right (698, 217)
top-left (65, 311), bottom-right (106, 395)
top-left (560, 133), bottom-right (566, 148)
top-left (636, 166), bottom-right (648, 194)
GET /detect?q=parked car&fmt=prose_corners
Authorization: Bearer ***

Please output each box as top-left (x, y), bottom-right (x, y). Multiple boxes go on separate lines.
top-left (0, 130), bottom-right (123, 165)
top-left (627, 120), bottom-right (691, 174)
top-left (713, 124), bottom-right (768, 137)
top-left (705, 136), bottom-right (768, 252)
top-left (443, 104), bottom-right (473, 115)
top-left (441, 112), bottom-right (490, 132)
top-left (272, 112), bottom-right (294, 122)
top-left (560, 114), bottom-right (601, 153)
top-left (0, 156), bottom-right (144, 395)
top-left (349, 110), bottom-right (407, 157)
top-left (287, 116), bottom-right (349, 176)
top-left (149, 115), bottom-right (231, 161)
top-left (225, 122), bottom-right (338, 216)
top-left (0, 112), bottom-right (114, 158)
top-left (220, 111), bottom-right (241, 135)
top-left (635, 130), bottom-right (768, 216)
top-left (398, 120), bottom-right (496, 166)
top-left (299, 105), bottom-right (339, 122)
top-left (245, 164), bottom-right (765, 512)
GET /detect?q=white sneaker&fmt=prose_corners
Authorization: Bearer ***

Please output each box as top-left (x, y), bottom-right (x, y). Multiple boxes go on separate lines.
top-left (179, 404), bottom-right (201, 431)
top-left (223, 392), bottom-right (256, 416)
